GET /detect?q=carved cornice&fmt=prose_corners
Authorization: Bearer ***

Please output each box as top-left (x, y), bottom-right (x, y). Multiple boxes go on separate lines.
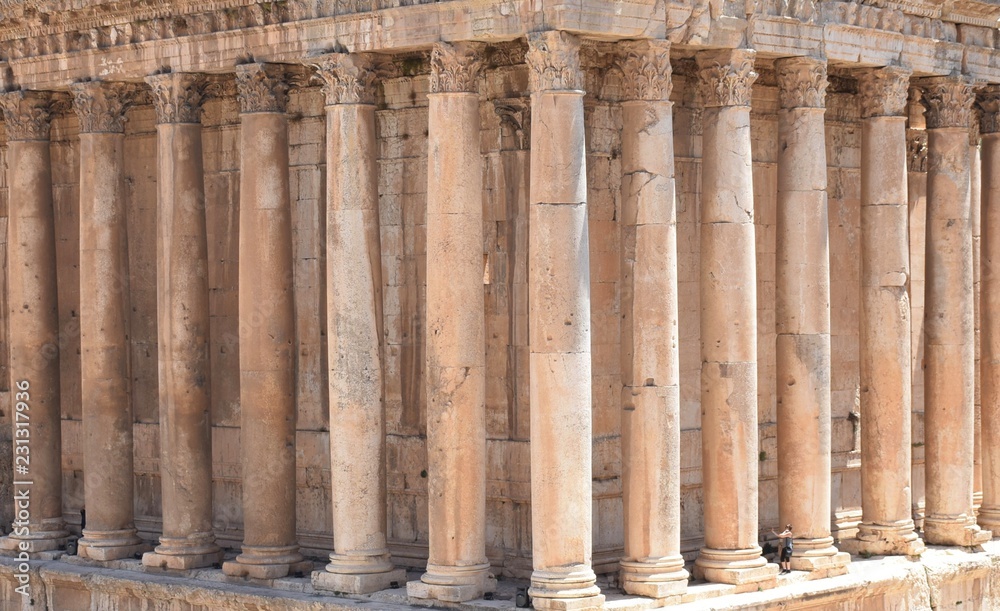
top-left (70, 80), bottom-right (135, 133)
top-left (919, 76), bottom-right (974, 129)
top-left (145, 72), bottom-right (205, 124)
top-left (857, 67), bottom-right (911, 119)
top-left (977, 86), bottom-right (1000, 135)
top-left (234, 63), bottom-right (288, 114)
top-left (616, 40), bottom-right (672, 102)
top-left (907, 128), bottom-right (928, 172)
top-left (429, 42), bottom-right (483, 94)
top-left (0, 90), bottom-right (54, 140)
top-left (775, 57), bottom-right (827, 109)
top-left (526, 31), bottom-right (583, 93)
top-left (695, 48), bottom-right (757, 108)
top-left (310, 53), bottom-right (377, 106)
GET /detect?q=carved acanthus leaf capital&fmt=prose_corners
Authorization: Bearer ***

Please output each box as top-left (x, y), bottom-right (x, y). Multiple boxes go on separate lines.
top-left (977, 86), bottom-right (1000, 135)
top-left (311, 53), bottom-right (377, 106)
top-left (696, 48), bottom-right (757, 107)
top-left (907, 128), bottom-right (928, 172)
top-left (775, 56), bottom-right (827, 109)
top-left (235, 63), bottom-right (289, 114)
top-left (526, 31), bottom-right (583, 93)
top-left (430, 42), bottom-right (483, 94)
top-left (616, 40), bottom-right (672, 102)
top-left (919, 76), bottom-right (975, 129)
top-left (857, 67), bottom-right (911, 119)
top-left (145, 72), bottom-right (206, 124)
top-left (0, 90), bottom-right (54, 140)
top-left (70, 80), bottom-right (136, 133)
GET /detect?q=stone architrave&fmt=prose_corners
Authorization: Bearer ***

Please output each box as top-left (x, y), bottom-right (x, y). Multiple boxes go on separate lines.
top-left (773, 57), bottom-right (850, 576)
top-left (309, 52), bottom-right (407, 595)
top-left (842, 67), bottom-right (925, 557)
top-left (615, 39), bottom-right (689, 602)
top-left (407, 41), bottom-right (496, 604)
top-left (140, 72), bottom-right (223, 571)
top-left (978, 86), bottom-right (1000, 534)
top-left (693, 48), bottom-right (778, 587)
top-left (71, 80), bottom-right (147, 562)
top-left (0, 91), bottom-right (69, 554)
top-left (525, 30), bottom-right (605, 611)
top-left (920, 76), bottom-right (992, 546)
top-left (222, 63), bottom-right (311, 580)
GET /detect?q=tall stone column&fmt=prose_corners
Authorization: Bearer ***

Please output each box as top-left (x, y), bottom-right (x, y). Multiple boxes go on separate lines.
top-left (773, 57), bottom-right (849, 575)
top-left (408, 42), bottom-right (495, 604)
top-left (140, 73), bottom-right (222, 570)
top-left (978, 86), bottom-right (1000, 533)
top-left (525, 30), bottom-right (604, 611)
top-left (0, 91), bottom-right (68, 553)
top-left (845, 67), bottom-right (924, 557)
top-left (222, 64), bottom-right (310, 579)
top-left (919, 76), bottom-right (991, 546)
top-left (309, 53), bottom-right (406, 595)
top-left (693, 48), bottom-right (777, 587)
top-left (616, 40), bottom-right (688, 602)
top-left (972, 118), bottom-right (984, 514)
top-left (71, 81), bottom-right (146, 561)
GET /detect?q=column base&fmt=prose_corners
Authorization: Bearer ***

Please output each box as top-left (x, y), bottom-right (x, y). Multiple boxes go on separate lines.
top-left (787, 537), bottom-right (850, 576)
top-left (839, 522), bottom-right (925, 557)
top-left (315, 567), bottom-right (407, 595)
top-left (142, 533), bottom-right (222, 570)
top-left (694, 547), bottom-right (777, 587)
top-left (408, 562), bottom-right (495, 603)
top-left (529, 565), bottom-right (604, 611)
top-left (923, 516), bottom-right (992, 547)
top-left (222, 545), bottom-right (312, 579)
top-left (0, 530), bottom-right (70, 554)
top-left (77, 528), bottom-right (148, 561)
top-left (975, 506), bottom-right (1000, 535)
top-left (619, 556), bottom-right (688, 600)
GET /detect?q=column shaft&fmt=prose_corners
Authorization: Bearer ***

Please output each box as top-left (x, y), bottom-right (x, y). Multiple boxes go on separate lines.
top-left (972, 127), bottom-right (984, 512)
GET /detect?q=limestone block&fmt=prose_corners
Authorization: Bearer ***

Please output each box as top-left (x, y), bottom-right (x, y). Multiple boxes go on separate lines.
top-left (530, 92), bottom-right (587, 205)
top-left (700, 222), bottom-right (757, 364)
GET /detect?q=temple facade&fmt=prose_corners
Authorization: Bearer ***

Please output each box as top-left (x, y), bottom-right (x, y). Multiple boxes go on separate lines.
top-left (0, 0), bottom-right (999, 609)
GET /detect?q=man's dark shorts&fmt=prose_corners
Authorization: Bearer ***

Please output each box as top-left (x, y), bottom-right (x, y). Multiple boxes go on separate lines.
top-left (780, 547), bottom-right (792, 563)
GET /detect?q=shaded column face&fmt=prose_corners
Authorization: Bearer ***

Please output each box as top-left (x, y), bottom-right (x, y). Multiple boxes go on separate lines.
top-left (615, 39), bottom-right (689, 601)
top-left (693, 48), bottom-right (777, 587)
top-left (70, 80), bottom-right (146, 562)
top-left (140, 72), bottom-right (222, 571)
top-left (919, 76), bottom-right (992, 546)
top-left (0, 91), bottom-right (69, 553)
top-left (524, 30), bottom-right (604, 611)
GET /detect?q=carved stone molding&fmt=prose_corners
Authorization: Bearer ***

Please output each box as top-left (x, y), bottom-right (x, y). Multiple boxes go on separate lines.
top-left (919, 76), bottom-right (975, 129)
top-left (616, 39), bottom-right (672, 102)
top-left (70, 80), bottom-right (135, 133)
top-left (695, 48), bottom-right (757, 108)
top-left (526, 30), bottom-right (583, 93)
top-left (145, 72), bottom-right (205, 124)
top-left (775, 56), bottom-right (827, 109)
top-left (429, 42), bottom-right (483, 94)
top-left (311, 53), bottom-right (377, 106)
top-left (493, 98), bottom-right (530, 151)
top-left (234, 63), bottom-right (288, 114)
top-left (977, 86), bottom-right (1000, 135)
top-left (0, 90), bottom-right (54, 140)
top-left (907, 128), bottom-right (928, 172)
top-left (857, 67), bottom-right (911, 118)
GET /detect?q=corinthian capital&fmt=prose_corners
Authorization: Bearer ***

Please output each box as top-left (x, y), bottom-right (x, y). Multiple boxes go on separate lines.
top-left (145, 72), bottom-right (206, 124)
top-left (311, 53), bottom-right (377, 106)
top-left (616, 40), bottom-right (672, 102)
top-left (70, 81), bottom-right (136, 133)
top-left (430, 42), bottom-right (483, 94)
top-left (857, 67), bottom-right (911, 119)
top-left (775, 56), bottom-right (827, 109)
top-left (526, 31), bottom-right (583, 93)
top-left (977, 86), bottom-right (1000, 135)
top-left (918, 76), bottom-right (975, 130)
top-left (0, 90), bottom-right (54, 141)
top-left (235, 63), bottom-right (289, 114)
top-left (696, 49), bottom-right (757, 108)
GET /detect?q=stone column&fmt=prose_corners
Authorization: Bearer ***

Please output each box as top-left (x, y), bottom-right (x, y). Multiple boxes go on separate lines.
top-left (978, 86), bottom-right (1000, 533)
top-left (222, 64), bottom-right (310, 579)
top-left (309, 53), bottom-right (407, 595)
top-left (845, 67), bottom-right (924, 557)
top-left (408, 42), bottom-right (495, 604)
top-left (693, 48), bottom-right (777, 587)
top-left (70, 80), bottom-right (146, 561)
top-left (0, 91), bottom-right (68, 553)
top-left (773, 57), bottom-right (850, 575)
top-left (140, 73), bottom-right (222, 570)
top-left (973, 118), bottom-right (984, 514)
top-left (525, 30), bottom-right (604, 611)
top-left (920, 76), bottom-right (991, 546)
top-left (615, 40), bottom-right (688, 601)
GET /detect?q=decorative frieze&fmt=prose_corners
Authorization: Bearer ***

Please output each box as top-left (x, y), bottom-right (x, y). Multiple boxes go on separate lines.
top-left (978, 86), bottom-right (1000, 135)
top-left (311, 53), bottom-right (377, 106)
top-left (907, 128), bottom-right (928, 172)
top-left (429, 42), bottom-right (482, 94)
top-left (696, 49), bottom-right (757, 108)
top-left (919, 76), bottom-right (975, 129)
top-left (526, 30), bottom-right (583, 93)
top-left (775, 57), bottom-right (827, 109)
top-left (616, 40), bottom-right (672, 102)
top-left (70, 80), bottom-right (135, 133)
top-left (857, 67), bottom-right (911, 119)
top-left (0, 90), bottom-right (54, 140)
top-left (145, 72), bottom-right (205, 124)
top-left (234, 63), bottom-right (288, 114)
